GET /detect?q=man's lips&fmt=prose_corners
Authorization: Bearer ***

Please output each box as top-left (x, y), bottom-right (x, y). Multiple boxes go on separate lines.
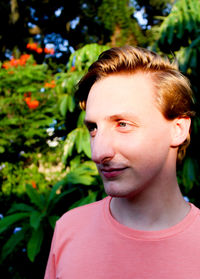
top-left (99, 167), bottom-right (128, 179)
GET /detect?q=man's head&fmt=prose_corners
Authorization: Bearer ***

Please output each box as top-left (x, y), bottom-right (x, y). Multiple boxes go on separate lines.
top-left (76, 46), bottom-right (195, 163)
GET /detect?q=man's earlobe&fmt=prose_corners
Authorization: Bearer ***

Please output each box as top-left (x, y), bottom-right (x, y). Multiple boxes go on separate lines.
top-left (170, 117), bottom-right (191, 147)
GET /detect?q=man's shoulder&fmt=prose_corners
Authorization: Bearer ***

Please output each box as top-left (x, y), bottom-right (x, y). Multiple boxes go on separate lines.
top-left (57, 196), bottom-right (109, 229)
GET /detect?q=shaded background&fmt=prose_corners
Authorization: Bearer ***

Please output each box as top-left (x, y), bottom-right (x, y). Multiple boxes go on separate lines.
top-left (0, 0), bottom-right (200, 278)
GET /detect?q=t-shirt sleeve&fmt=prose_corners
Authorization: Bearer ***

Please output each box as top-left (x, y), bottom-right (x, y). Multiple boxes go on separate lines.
top-left (44, 224), bottom-right (58, 279)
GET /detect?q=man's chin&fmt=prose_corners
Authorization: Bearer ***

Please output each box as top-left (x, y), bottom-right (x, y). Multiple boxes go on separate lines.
top-left (105, 189), bottom-right (132, 199)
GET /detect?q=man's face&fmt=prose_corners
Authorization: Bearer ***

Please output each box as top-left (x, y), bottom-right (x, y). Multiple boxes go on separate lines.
top-left (85, 73), bottom-right (176, 199)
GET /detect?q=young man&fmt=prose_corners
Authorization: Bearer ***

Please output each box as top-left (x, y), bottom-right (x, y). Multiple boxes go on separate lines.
top-left (45, 46), bottom-right (199, 278)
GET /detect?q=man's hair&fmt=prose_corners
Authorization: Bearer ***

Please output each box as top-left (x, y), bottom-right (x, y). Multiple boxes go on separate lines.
top-left (76, 45), bottom-right (196, 163)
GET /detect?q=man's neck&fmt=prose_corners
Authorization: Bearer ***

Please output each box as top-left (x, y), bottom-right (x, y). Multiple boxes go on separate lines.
top-left (109, 181), bottom-right (190, 232)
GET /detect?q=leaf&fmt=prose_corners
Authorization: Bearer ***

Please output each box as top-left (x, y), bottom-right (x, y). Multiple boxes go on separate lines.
top-left (60, 95), bottom-right (68, 117)
top-left (65, 170), bottom-right (95, 185)
top-left (0, 146), bottom-right (5, 153)
top-left (30, 211), bottom-right (42, 230)
top-left (76, 128), bottom-right (83, 153)
top-left (26, 184), bottom-right (44, 210)
top-left (0, 229), bottom-right (26, 261)
top-left (46, 187), bottom-right (76, 214)
top-left (51, 188), bottom-right (77, 209)
top-left (189, 48), bottom-right (197, 68)
top-left (68, 95), bottom-right (75, 112)
top-left (47, 183), bottom-right (63, 206)
top-left (182, 157), bottom-right (197, 193)
top-left (167, 17), bottom-right (175, 45)
top-left (27, 226), bottom-right (44, 262)
top-left (77, 111), bottom-right (86, 127)
top-left (62, 129), bottom-right (78, 163)
top-left (177, 12), bottom-right (184, 39)
top-left (7, 203), bottom-right (35, 214)
top-left (48, 215), bottom-right (59, 229)
top-left (69, 191), bottom-right (98, 210)
top-left (65, 161), bottom-right (98, 185)
top-left (0, 213), bottom-right (29, 234)
top-left (82, 127), bottom-right (91, 158)
top-left (67, 43), bottom-right (109, 71)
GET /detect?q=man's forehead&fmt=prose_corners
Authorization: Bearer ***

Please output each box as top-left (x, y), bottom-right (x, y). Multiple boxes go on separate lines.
top-left (86, 74), bottom-right (157, 117)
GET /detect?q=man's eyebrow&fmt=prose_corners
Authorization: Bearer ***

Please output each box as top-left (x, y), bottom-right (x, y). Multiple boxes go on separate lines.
top-left (84, 119), bottom-right (94, 126)
top-left (84, 113), bottom-right (140, 125)
top-left (106, 113), bottom-right (139, 122)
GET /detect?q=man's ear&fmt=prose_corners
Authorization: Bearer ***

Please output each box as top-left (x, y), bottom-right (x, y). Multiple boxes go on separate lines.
top-left (170, 117), bottom-right (191, 147)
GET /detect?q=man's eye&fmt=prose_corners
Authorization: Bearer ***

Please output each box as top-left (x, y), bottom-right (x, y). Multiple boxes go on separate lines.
top-left (118, 122), bottom-right (127, 127)
top-left (87, 124), bottom-right (97, 136)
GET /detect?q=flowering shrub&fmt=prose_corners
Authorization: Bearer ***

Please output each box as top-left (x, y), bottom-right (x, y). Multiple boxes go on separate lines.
top-left (2, 54), bottom-right (31, 69)
top-left (0, 53), bottom-right (61, 158)
top-left (0, 44), bottom-right (109, 278)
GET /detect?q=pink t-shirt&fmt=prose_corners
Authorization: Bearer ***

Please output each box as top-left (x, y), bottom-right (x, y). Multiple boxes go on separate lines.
top-left (44, 197), bottom-right (200, 278)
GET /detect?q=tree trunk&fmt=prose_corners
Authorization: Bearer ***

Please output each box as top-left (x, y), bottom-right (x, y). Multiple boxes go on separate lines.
top-left (10, 0), bottom-right (19, 24)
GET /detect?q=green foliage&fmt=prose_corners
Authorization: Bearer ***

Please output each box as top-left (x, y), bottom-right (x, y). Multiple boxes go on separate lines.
top-left (0, 161), bottom-right (47, 196)
top-left (1, 1), bottom-right (200, 276)
top-left (0, 44), bottom-right (106, 277)
top-left (0, 54), bottom-right (62, 162)
top-left (98, 0), bottom-right (146, 46)
top-left (0, 183), bottom-right (68, 263)
top-left (155, 0), bottom-right (200, 204)
top-left (175, 37), bottom-right (200, 75)
top-left (158, 0), bottom-right (200, 51)
top-left (67, 43), bottom-right (109, 72)
top-left (55, 44), bottom-right (110, 165)
top-left (182, 157), bottom-right (199, 193)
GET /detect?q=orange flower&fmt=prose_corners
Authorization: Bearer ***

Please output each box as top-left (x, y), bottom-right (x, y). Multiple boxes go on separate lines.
top-left (44, 48), bottom-right (55, 55)
top-left (25, 97), bottom-right (31, 104)
top-left (24, 96), bottom-right (39, 109)
top-left (26, 42), bottom-right (38, 51)
top-left (44, 80), bottom-right (56, 88)
top-left (10, 58), bottom-right (19, 67)
top-left (26, 43), bottom-right (43, 54)
top-left (19, 54), bottom-right (31, 65)
top-left (31, 181), bottom-right (37, 189)
top-left (36, 47), bottom-right (43, 54)
top-left (2, 54), bottom-right (31, 69)
top-left (2, 62), bottom-right (11, 69)
top-left (70, 66), bottom-right (76, 72)
top-left (27, 100), bottom-right (39, 109)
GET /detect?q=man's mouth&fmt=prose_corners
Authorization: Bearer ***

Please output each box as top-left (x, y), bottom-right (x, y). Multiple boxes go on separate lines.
top-left (100, 167), bottom-right (128, 179)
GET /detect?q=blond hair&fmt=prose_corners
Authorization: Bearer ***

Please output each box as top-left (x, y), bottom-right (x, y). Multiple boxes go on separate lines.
top-left (76, 46), bottom-right (195, 163)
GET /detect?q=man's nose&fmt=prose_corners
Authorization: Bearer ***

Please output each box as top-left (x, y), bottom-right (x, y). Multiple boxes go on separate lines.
top-left (91, 129), bottom-right (115, 164)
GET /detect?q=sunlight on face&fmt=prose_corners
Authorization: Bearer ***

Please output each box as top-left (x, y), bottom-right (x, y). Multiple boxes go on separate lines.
top-left (85, 73), bottom-right (176, 198)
